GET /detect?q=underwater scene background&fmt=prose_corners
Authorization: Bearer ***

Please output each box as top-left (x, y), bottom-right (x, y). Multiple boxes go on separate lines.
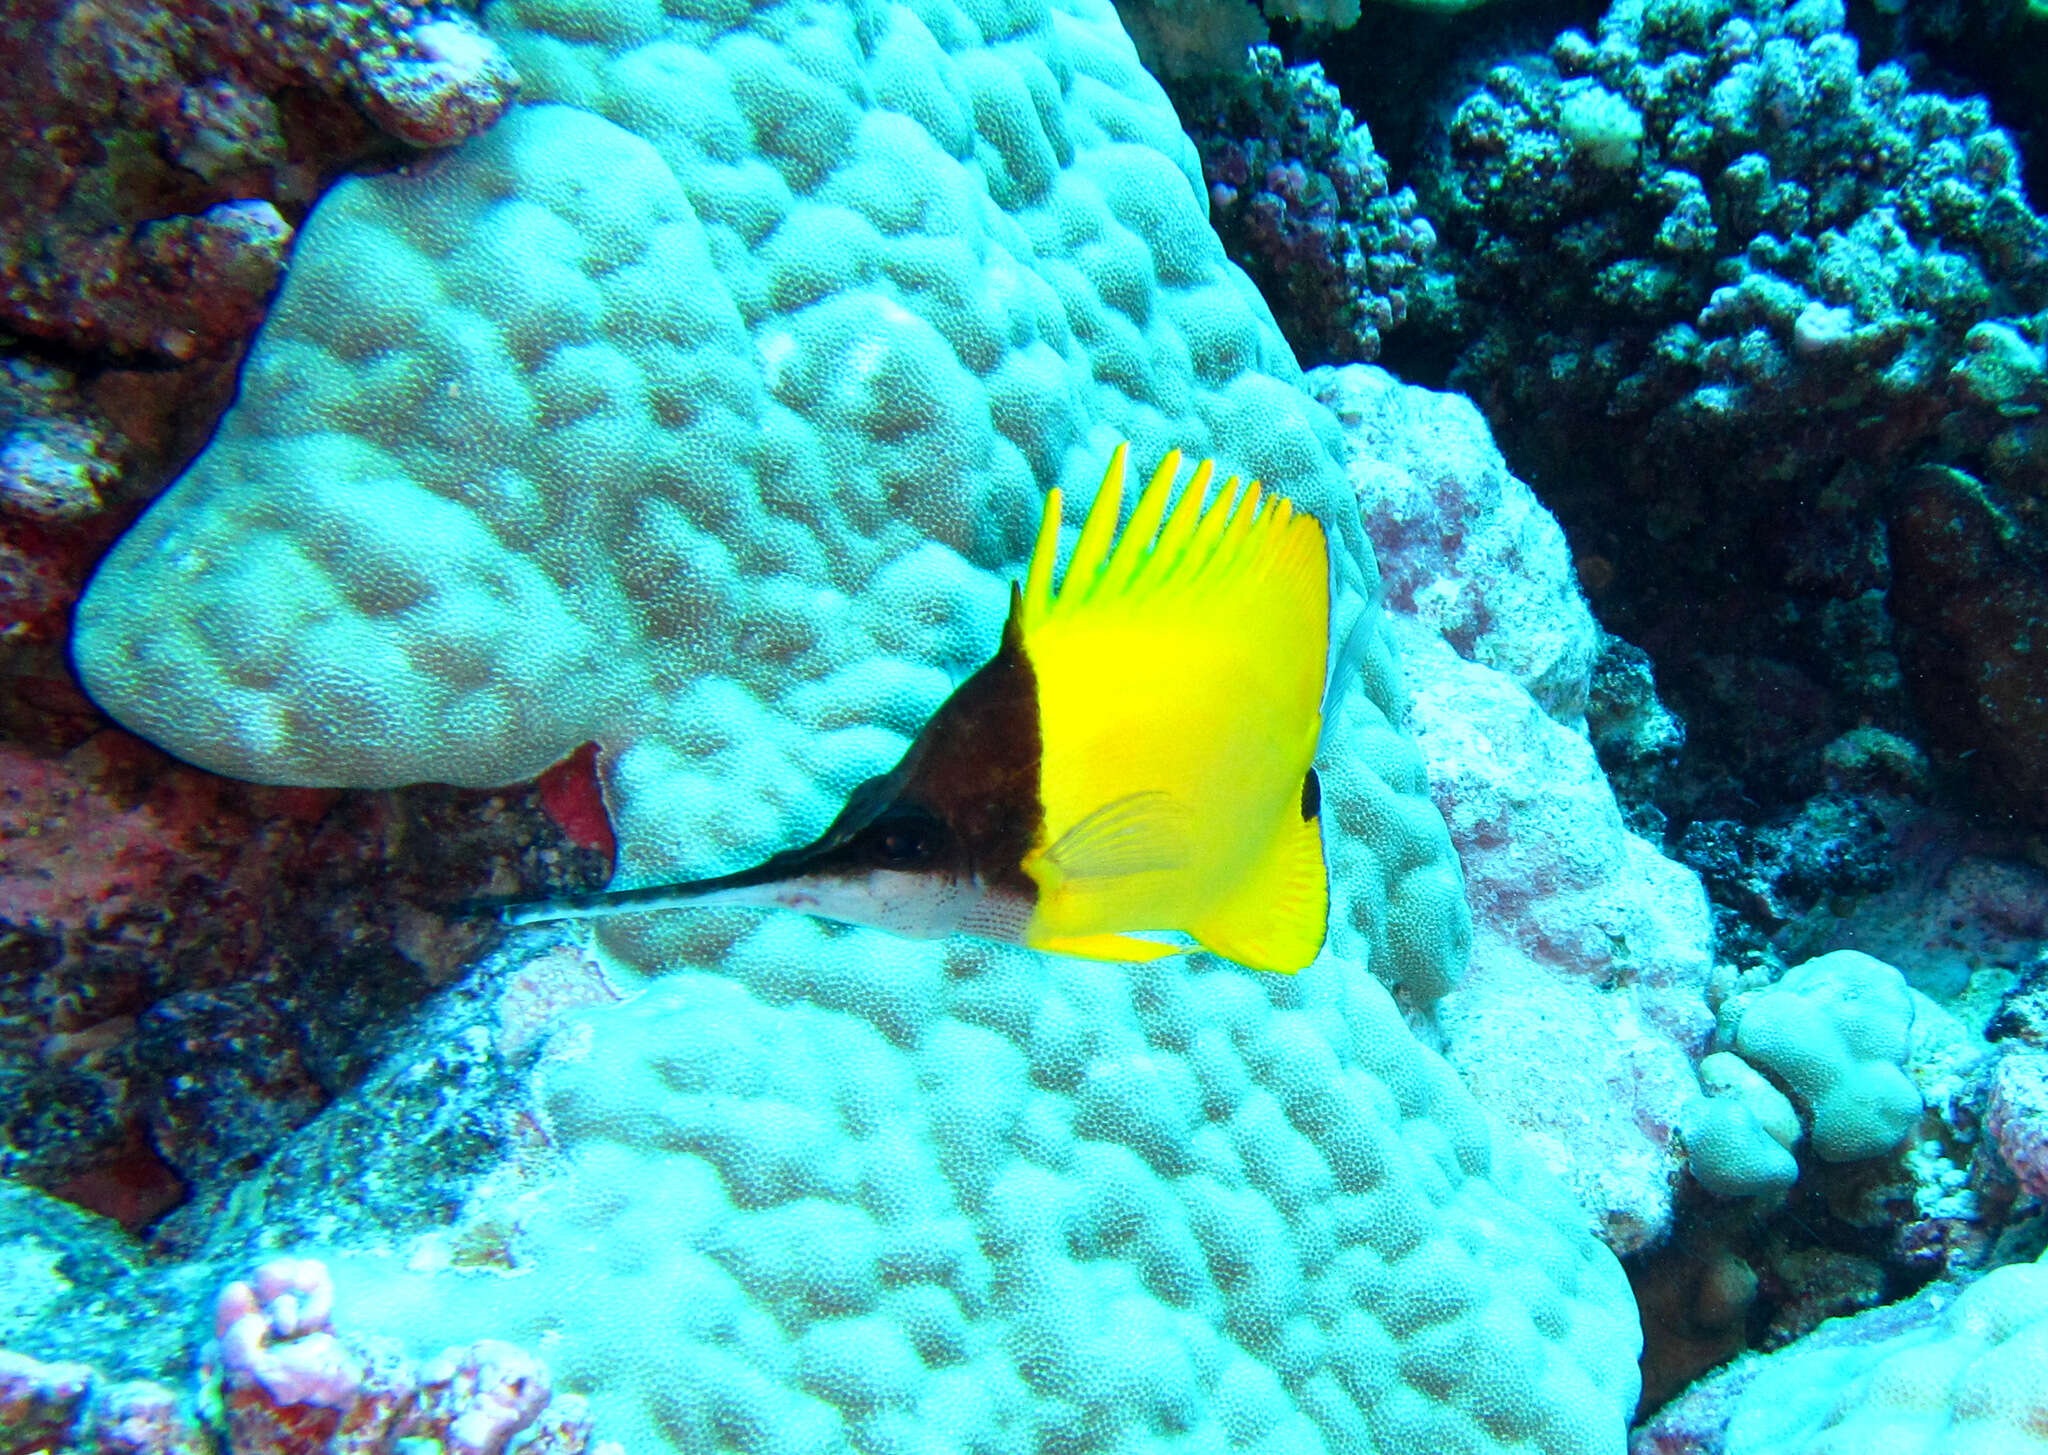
top-left (2, 0), bottom-right (2046, 1448)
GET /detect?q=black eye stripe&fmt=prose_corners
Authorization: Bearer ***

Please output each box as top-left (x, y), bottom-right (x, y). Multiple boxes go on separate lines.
top-left (1300, 767), bottom-right (1321, 822)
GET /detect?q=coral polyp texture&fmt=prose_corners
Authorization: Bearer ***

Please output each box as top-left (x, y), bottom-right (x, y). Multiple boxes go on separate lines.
top-left (1720, 950), bottom-right (1923, 1163)
top-left (1678, 1051), bottom-right (1799, 1199)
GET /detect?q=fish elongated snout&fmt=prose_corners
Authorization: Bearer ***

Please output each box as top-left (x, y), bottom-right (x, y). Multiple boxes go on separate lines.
top-left (500, 863), bottom-right (1026, 945)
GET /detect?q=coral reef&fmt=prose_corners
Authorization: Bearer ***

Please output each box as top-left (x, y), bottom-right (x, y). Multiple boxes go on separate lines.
top-left (1312, 364), bottom-right (1596, 725)
top-left (313, 933), bottom-right (1639, 1455)
top-left (1174, 49), bottom-right (1435, 368)
top-left (1985, 1050), bottom-right (2048, 1199)
top-left (1, 0), bottom-right (518, 464)
top-left (0, 0), bottom-right (553, 1238)
top-left (1408, 0), bottom-right (2048, 840)
top-left (1679, 1051), bottom-right (1799, 1198)
top-left (1399, 620), bottom-right (1713, 1252)
top-left (1425, 0), bottom-right (2048, 484)
top-left (0, 0), bottom-right (523, 777)
top-left (0, 1251), bottom-right (599, 1455)
top-left (11, 0), bottom-right (2043, 1444)
top-left (1319, 363), bottom-right (1714, 1253)
top-left (1887, 463), bottom-right (2048, 824)
top-left (65, 0), bottom-right (1468, 1020)
top-left (13, 900), bottom-right (1644, 1451)
top-left (36, 0), bottom-right (1658, 1447)
top-left (209, 1256), bottom-right (598, 1455)
top-left (1585, 634), bottom-right (1686, 840)
top-left (0, 1350), bottom-right (204, 1455)
top-left (0, 721), bottom-right (606, 1236)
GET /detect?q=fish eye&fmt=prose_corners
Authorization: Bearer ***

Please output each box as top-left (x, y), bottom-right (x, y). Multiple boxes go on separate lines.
top-left (866, 809), bottom-right (944, 866)
top-left (879, 829), bottom-right (929, 863)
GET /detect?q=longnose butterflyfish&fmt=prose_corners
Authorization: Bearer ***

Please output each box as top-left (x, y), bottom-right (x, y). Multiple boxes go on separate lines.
top-left (505, 443), bottom-right (1335, 973)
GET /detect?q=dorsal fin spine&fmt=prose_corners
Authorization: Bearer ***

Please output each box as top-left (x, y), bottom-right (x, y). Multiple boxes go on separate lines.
top-left (1028, 448), bottom-right (1314, 626)
top-left (1023, 485), bottom-right (1065, 628)
top-left (1178, 473), bottom-right (1248, 585)
top-left (1064, 444), bottom-right (1127, 606)
top-left (1147, 457), bottom-right (1212, 581)
top-left (1211, 482), bottom-right (1267, 584)
top-left (1099, 449), bottom-right (1181, 596)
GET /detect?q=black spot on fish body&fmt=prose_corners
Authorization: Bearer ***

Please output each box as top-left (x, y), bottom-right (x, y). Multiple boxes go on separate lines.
top-left (1300, 767), bottom-right (1321, 822)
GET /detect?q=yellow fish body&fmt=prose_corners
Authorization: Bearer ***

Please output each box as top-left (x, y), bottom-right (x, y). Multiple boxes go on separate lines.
top-left (505, 444), bottom-right (1333, 974)
top-left (1015, 444), bottom-right (1329, 971)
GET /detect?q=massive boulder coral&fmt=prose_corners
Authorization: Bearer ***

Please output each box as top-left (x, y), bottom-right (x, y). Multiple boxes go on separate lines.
top-left (70, 0), bottom-right (1465, 1005)
top-left (1635, 1251), bottom-right (2048, 1454)
top-left (1721, 949), bottom-right (1923, 1163)
top-left (1394, 621), bottom-right (1714, 1252)
top-left (1312, 365), bottom-right (1597, 726)
top-left (307, 925), bottom-right (1643, 1455)
top-left (1678, 1051), bottom-right (1800, 1198)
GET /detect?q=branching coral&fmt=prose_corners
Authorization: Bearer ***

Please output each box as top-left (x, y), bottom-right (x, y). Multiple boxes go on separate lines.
top-left (1175, 48), bottom-right (1435, 367)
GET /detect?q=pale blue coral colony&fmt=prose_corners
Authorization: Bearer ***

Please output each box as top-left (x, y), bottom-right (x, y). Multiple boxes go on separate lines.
top-left (19, 0), bottom-right (2048, 1442)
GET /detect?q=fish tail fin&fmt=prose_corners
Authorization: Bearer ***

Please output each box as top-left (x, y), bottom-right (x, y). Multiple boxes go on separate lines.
top-left (1192, 813), bottom-right (1328, 974)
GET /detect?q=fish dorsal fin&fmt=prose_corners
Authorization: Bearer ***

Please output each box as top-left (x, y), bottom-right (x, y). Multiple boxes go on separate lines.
top-left (1040, 790), bottom-right (1192, 882)
top-left (1019, 445), bottom-right (1326, 645)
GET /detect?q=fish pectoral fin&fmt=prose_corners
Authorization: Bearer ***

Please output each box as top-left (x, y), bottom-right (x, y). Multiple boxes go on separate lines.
top-left (1038, 932), bottom-right (1186, 964)
top-left (1191, 812), bottom-right (1329, 975)
top-left (1042, 791), bottom-right (1192, 882)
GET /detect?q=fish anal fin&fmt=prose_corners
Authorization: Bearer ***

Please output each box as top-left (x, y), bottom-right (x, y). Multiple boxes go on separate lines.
top-left (1041, 790), bottom-right (1192, 882)
top-left (1039, 932), bottom-right (1184, 964)
top-left (1191, 812), bottom-right (1328, 975)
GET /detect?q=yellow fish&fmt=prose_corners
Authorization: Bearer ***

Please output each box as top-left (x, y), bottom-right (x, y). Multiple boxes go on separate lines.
top-left (506, 443), bottom-right (1333, 973)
